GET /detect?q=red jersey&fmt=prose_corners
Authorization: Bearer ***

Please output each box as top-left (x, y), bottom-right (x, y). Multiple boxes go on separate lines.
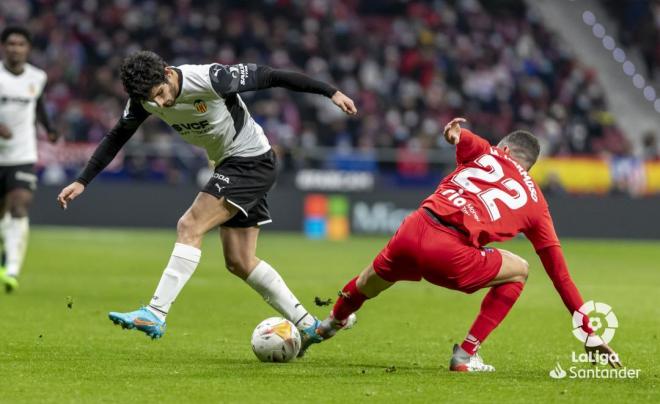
top-left (419, 128), bottom-right (589, 322)
top-left (421, 129), bottom-right (560, 250)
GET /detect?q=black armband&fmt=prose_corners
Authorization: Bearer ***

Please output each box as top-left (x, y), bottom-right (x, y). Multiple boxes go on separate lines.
top-left (256, 66), bottom-right (337, 98)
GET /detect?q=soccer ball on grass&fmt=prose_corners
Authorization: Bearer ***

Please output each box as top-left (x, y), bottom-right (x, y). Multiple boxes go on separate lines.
top-left (251, 317), bottom-right (301, 362)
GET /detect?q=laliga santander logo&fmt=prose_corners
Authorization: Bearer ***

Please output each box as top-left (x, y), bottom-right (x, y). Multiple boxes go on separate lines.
top-left (549, 362), bottom-right (567, 379)
top-left (572, 301), bottom-right (618, 347)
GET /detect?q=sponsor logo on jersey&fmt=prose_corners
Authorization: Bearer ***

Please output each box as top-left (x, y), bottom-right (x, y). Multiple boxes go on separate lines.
top-left (171, 120), bottom-right (210, 132)
top-left (228, 64), bottom-right (249, 85)
top-left (193, 99), bottom-right (207, 113)
top-left (237, 64), bottom-right (248, 85)
top-left (0, 96), bottom-right (31, 105)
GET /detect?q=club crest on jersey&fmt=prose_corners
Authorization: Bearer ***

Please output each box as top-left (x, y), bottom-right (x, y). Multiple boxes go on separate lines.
top-left (194, 99), bottom-right (207, 113)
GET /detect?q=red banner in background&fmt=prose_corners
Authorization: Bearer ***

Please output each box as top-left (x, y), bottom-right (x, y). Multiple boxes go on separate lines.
top-left (36, 140), bottom-right (124, 172)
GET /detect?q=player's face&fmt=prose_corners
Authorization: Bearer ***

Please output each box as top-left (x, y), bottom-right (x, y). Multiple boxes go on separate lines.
top-left (148, 68), bottom-right (178, 108)
top-left (1, 34), bottom-right (30, 67)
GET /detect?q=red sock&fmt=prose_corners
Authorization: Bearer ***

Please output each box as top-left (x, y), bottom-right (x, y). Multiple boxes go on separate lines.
top-left (460, 282), bottom-right (524, 355)
top-left (331, 277), bottom-right (368, 322)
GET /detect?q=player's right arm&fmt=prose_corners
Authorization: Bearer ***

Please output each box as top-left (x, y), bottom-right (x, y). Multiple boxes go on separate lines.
top-left (442, 117), bottom-right (491, 164)
top-left (57, 99), bottom-right (150, 209)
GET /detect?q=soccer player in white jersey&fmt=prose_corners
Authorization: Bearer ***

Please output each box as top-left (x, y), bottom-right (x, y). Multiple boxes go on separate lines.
top-left (0, 26), bottom-right (59, 292)
top-left (57, 51), bottom-right (356, 354)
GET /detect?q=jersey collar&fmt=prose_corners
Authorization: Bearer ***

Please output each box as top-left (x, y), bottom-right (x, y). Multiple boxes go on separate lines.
top-left (1, 62), bottom-right (26, 76)
top-left (173, 67), bottom-right (183, 99)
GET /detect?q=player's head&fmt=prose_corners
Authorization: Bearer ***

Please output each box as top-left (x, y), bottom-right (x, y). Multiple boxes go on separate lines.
top-left (497, 130), bottom-right (540, 170)
top-left (120, 51), bottom-right (178, 107)
top-left (1, 26), bottom-right (32, 67)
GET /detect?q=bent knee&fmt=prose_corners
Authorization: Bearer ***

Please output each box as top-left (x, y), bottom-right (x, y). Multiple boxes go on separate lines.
top-left (176, 214), bottom-right (202, 241)
top-left (224, 255), bottom-right (257, 278)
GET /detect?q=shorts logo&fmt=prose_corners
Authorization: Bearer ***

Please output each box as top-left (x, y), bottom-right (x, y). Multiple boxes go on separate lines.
top-left (214, 183), bottom-right (224, 193)
top-left (212, 173), bottom-right (230, 184)
top-left (572, 301), bottom-right (618, 347)
top-left (194, 99), bottom-right (207, 113)
top-left (15, 171), bottom-right (37, 190)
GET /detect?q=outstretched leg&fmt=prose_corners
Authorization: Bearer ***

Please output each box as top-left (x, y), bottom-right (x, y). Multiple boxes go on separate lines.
top-left (451, 249), bottom-right (529, 372)
top-left (317, 264), bottom-right (393, 339)
top-left (109, 192), bottom-right (236, 339)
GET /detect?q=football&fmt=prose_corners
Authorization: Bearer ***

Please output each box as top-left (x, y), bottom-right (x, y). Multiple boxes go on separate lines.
top-left (251, 317), bottom-right (301, 362)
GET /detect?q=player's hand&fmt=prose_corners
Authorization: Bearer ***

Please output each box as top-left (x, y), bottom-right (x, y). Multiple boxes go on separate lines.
top-left (585, 340), bottom-right (622, 368)
top-left (0, 123), bottom-right (12, 139)
top-left (57, 181), bottom-right (85, 210)
top-left (331, 91), bottom-right (357, 115)
top-left (443, 117), bottom-right (466, 145)
top-left (47, 131), bottom-right (60, 143)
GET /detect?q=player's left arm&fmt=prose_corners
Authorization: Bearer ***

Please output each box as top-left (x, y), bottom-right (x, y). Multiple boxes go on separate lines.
top-left (36, 93), bottom-right (59, 143)
top-left (536, 245), bottom-right (622, 367)
top-left (525, 208), bottom-right (589, 316)
top-left (527, 210), bottom-right (622, 367)
top-left (209, 63), bottom-right (357, 115)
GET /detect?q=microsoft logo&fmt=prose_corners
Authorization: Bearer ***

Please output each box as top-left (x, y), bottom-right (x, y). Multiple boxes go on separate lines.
top-left (303, 194), bottom-right (349, 240)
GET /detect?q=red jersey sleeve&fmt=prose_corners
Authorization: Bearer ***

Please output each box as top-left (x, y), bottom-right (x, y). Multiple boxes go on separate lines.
top-left (523, 205), bottom-right (560, 252)
top-left (456, 129), bottom-right (491, 164)
top-left (537, 246), bottom-right (591, 334)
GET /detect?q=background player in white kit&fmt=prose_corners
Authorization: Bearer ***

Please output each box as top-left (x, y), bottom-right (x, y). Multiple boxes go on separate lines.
top-left (57, 51), bottom-right (356, 354)
top-left (0, 26), bottom-right (59, 292)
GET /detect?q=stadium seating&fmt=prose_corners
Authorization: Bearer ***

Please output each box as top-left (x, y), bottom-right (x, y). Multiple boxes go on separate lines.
top-left (0, 0), bottom-right (633, 179)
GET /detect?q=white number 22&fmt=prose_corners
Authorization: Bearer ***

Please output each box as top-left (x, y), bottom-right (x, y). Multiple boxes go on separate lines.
top-left (451, 154), bottom-right (527, 221)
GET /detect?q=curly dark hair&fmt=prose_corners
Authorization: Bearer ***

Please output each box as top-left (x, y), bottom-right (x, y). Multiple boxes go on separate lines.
top-left (119, 51), bottom-right (168, 101)
top-left (1, 26), bottom-right (32, 44)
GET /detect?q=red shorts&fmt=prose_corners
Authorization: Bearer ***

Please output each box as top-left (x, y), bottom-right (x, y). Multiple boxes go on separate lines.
top-left (372, 209), bottom-right (502, 294)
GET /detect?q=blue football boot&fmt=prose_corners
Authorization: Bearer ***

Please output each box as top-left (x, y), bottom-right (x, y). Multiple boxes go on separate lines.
top-left (108, 306), bottom-right (166, 339)
top-left (298, 313), bottom-right (357, 357)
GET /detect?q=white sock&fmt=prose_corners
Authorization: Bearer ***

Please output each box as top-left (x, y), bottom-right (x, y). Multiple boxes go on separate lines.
top-left (0, 212), bottom-right (10, 252)
top-left (4, 216), bottom-right (29, 277)
top-left (245, 260), bottom-right (315, 329)
top-left (147, 243), bottom-right (201, 321)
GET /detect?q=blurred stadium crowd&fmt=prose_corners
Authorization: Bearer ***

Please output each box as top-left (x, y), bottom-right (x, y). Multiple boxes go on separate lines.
top-left (601, 0), bottom-right (660, 162)
top-left (0, 0), bottom-right (655, 185)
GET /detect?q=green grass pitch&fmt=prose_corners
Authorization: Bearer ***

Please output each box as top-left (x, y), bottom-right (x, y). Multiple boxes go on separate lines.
top-left (1, 227), bottom-right (659, 403)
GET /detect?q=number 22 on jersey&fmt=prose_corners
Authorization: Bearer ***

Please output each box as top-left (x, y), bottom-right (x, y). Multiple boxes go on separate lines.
top-left (444, 154), bottom-right (528, 221)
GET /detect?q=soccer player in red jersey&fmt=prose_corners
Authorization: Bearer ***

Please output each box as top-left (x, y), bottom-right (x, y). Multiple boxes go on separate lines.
top-left (304, 118), bottom-right (621, 371)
